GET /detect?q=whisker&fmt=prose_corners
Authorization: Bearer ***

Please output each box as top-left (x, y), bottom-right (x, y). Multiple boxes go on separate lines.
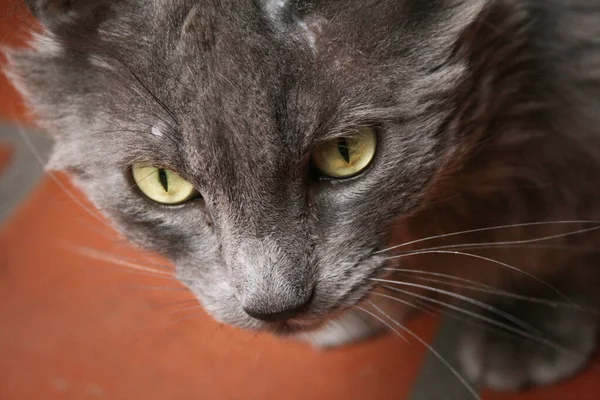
top-left (363, 302), bottom-right (481, 400)
top-left (158, 299), bottom-right (199, 308)
top-left (393, 244), bottom-right (600, 254)
top-left (69, 244), bottom-right (174, 272)
top-left (376, 221), bottom-right (600, 254)
top-left (379, 285), bottom-right (590, 362)
top-left (115, 58), bottom-right (180, 128)
top-left (88, 265), bottom-right (180, 281)
top-left (383, 268), bottom-right (500, 291)
top-left (12, 121), bottom-right (114, 229)
top-left (67, 245), bottom-right (175, 276)
top-left (371, 278), bottom-right (542, 336)
top-left (382, 269), bottom-right (587, 310)
top-left (170, 305), bottom-right (204, 315)
top-left (127, 168), bottom-right (159, 190)
top-left (89, 237), bottom-right (178, 274)
top-left (127, 248), bottom-right (176, 272)
top-left (125, 284), bottom-right (189, 292)
top-left (378, 285), bottom-right (541, 338)
top-left (386, 226), bottom-right (600, 255)
top-left (168, 311), bottom-right (207, 325)
top-left (162, 297), bottom-right (199, 307)
top-left (384, 273), bottom-right (509, 296)
top-left (75, 220), bottom-right (124, 241)
top-left (427, 303), bottom-right (537, 343)
top-left (381, 250), bottom-right (575, 304)
top-left (353, 306), bottom-right (409, 343)
top-left (65, 232), bottom-right (180, 278)
top-left (367, 291), bottom-right (436, 316)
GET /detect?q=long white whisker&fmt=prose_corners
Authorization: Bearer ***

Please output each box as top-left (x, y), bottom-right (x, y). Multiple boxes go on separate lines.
top-left (386, 226), bottom-right (600, 255)
top-left (371, 277), bottom-right (542, 335)
top-left (393, 244), bottom-right (600, 254)
top-left (87, 265), bottom-right (180, 281)
top-left (364, 302), bottom-right (481, 400)
top-left (379, 285), bottom-right (589, 362)
top-left (376, 221), bottom-right (600, 254)
top-left (381, 250), bottom-right (574, 304)
top-left (367, 291), bottom-right (436, 316)
top-left (67, 245), bottom-right (174, 276)
top-left (384, 273), bottom-right (513, 295)
top-left (170, 305), bottom-right (204, 315)
top-left (353, 306), bottom-right (409, 343)
top-left (126, 284), bottom-right (189, 291)
top-left (379, 285), bottom-right (543, 338)
top-left (374, 291), bottom-right (534, 348)
top-left (383, 268), bottom-right (500, 290)
top-left (12, 120), bottom-right (114, 229)
top-left (382, 269), bottom-right (586, 310)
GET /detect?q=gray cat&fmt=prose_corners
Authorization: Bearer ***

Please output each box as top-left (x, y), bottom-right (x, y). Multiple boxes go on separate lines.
top-left (6, 0), bottom-right (600, 393)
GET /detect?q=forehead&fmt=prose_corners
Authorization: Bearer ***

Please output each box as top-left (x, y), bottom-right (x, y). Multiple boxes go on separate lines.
top-left (101, 5), bottom-right (388, 141)
top-left (81, 0), bottom-right (446, 173)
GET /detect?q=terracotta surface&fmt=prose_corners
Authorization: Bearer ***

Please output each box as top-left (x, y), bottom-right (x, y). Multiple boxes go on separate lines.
top-left (0, 143), bottom-right (12, 173)
top-left (0, 1), bottom-right (30, 123)
top-left (0, 1), bottom-right (598, 399)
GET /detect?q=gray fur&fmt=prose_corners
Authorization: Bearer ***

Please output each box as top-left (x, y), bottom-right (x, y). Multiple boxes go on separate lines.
top-left (458, 292), bottom-right (599, 391)
top-left (5, 0), bottom-right (600, 391)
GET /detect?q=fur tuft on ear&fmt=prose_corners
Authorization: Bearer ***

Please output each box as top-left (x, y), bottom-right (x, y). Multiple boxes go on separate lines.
top-left (25, 0), bottom-right (112, 35)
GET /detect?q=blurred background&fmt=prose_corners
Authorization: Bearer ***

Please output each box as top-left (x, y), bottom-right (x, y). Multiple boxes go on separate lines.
top-left (0, 0), bottom-right (598, 399)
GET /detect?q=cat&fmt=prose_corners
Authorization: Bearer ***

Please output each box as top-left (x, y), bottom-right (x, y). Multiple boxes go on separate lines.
top-left (5, 0), bottom-right (600, 393)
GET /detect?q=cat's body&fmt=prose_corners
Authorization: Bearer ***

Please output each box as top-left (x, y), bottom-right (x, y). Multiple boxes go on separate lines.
top-left (6, 0), bottom-right (600, 393)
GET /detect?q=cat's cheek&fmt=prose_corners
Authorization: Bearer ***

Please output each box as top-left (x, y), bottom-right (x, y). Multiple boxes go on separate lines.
top-left (184, 283), bottom-right (264, 330)
top-left (173, 258), bottom-right (257, 328)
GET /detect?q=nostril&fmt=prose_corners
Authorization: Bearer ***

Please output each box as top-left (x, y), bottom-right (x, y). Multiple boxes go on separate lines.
top-left (243, 304), bottom-right (304, 322)
top-left (243, 288), bottom-right (315, 322)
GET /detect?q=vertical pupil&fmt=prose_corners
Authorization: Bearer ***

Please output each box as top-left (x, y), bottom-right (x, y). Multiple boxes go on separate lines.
top-left (158, 169), bottom-right (169, 192)
top-left (337, 138), bottom-right (351, 163)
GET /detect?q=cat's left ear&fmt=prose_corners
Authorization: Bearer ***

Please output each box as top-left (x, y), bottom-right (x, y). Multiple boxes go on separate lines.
top-left (24, 0), bottom-right (111, 35)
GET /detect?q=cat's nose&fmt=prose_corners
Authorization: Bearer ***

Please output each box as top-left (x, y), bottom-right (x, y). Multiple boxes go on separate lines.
top-left (242, 288), bottom-right (314, 322)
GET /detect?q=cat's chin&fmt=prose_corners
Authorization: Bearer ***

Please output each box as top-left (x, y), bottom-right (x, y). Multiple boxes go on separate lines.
top-left (261, 320), bottom-right (327, 336)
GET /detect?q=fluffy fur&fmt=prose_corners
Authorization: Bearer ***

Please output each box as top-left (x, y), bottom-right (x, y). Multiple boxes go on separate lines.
top-left (5, 0), bottom-right (600, 392)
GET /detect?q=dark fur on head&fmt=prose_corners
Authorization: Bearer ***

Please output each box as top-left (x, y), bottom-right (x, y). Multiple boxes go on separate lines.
top-left (5, 0), bottom-right (600, 391)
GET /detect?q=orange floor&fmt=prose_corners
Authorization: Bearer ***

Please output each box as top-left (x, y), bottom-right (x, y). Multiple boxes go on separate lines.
top-left (1, 2), bottom-right (599, 399)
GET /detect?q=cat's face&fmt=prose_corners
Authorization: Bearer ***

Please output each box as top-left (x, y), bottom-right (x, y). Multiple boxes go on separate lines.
top-left (8, 0), bottom-right (483, 334)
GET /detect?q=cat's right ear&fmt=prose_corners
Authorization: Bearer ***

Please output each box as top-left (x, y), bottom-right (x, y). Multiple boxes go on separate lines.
top-left (24, 0), bottom-right (111, 35)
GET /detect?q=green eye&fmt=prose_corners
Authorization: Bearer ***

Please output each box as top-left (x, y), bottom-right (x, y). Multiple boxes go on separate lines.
top-left (311, 126), bottom-right (377, 178)
top-left (131, 165), bottom-right (198, 205)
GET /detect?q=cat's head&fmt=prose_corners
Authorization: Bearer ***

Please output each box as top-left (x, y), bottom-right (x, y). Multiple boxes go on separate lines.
top-left (6, 0), bottom-right (486, 334)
